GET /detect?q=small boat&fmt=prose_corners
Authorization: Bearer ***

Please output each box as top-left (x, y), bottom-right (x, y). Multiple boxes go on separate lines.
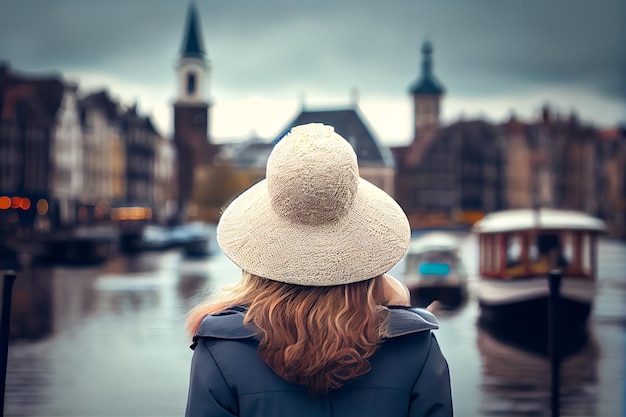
top-left (472, 208), bottom-right (606, 336)
top-left (138, 225), bottom-right (173, 251)
top-left (182, 234), bottom-right (211, 258)
top-left (403, 231), bottom-right (468, 309)
top-left (172, 222), bottom-right (212, 258)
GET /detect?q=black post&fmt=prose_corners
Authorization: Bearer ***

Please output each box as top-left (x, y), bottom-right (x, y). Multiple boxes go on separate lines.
top-left (0, 271), bottom-right (17, 416)
top-left (548, 268), bottom-right (562, 417)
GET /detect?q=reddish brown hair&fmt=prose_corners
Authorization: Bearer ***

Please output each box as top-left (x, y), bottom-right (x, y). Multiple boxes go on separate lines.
top-left (187, 272), bottom-right (388, 393)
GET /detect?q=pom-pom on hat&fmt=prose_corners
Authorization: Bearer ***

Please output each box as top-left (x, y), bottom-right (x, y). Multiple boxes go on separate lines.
top-left (216, 123), bottom-right (411, 286)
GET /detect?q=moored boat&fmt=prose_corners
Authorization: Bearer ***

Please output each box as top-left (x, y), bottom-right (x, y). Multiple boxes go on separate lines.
top-left (39, 231), bottom-right (117, 266)
top-left (182, 234), bottom-right (211, 258)
top-left (175, 222), bottom-right (212, 258)
top-left (403, 231), bottom-right (468, 308)
top-left (472, 208), bottom-right (606, 336)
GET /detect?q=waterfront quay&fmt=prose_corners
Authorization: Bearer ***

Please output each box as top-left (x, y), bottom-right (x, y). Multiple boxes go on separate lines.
top-left (0, 225), bottom-right (121, 268)
top-left (1, 232), bottom-right (625, 417)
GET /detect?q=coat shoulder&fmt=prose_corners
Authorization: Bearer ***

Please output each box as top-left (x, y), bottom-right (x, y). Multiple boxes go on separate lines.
top-left (384, 306), bottom-right (439, 338)
top-left (193, 309), bottom-right (258, 345)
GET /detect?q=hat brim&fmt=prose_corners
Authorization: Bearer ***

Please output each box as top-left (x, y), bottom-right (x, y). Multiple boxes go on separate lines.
top-left (216, 178), bottom-right (411, 286)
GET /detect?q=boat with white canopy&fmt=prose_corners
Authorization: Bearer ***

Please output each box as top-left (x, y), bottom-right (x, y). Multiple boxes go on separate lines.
top-left (472, 208), bottom-right (606, 331)
top-left (403, 231), bottom-right (468, 308)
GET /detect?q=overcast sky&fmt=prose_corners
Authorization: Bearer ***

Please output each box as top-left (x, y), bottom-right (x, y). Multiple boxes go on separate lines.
top-left (1, 0), bottom-right (624, 145)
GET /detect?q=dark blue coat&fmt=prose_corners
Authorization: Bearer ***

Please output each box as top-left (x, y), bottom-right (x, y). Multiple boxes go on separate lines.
top-left (185, 306), bottom-right (453, 417)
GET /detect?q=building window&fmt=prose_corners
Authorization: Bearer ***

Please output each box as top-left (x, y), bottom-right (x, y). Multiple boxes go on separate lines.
top-left (187, 72), bottom-right (196, 95)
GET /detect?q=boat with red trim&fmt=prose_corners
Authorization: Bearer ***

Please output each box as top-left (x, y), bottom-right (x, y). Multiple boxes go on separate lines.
top-left (472, 208), bottom-right (606, 333)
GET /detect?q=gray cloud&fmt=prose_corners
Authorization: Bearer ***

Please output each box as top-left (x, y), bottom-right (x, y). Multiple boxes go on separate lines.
top-left (1, 0), bottom-right (624, 119)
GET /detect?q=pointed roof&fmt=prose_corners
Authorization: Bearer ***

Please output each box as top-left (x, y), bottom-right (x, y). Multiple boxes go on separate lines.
top-left (273, 107), bottom-right (395, 168)
top-left (80, 90), bottom-right (119, 122)
top-left (180, 3), bottom-right (206, 60)
top-left (409, 41), bottom-right (445, 96)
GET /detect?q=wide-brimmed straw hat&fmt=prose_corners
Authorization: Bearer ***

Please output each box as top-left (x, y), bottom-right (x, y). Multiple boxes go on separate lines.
top-left (216, 123), bottom-right (411, 286)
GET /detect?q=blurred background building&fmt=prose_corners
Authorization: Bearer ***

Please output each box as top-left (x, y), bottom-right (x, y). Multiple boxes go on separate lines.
top-left (0, 64), bottom-right (177, 241)
top-left (1, 2), bottom-right (625, 248)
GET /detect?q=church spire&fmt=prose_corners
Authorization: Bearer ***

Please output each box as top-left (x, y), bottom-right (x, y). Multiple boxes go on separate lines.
top-left (421, 42), bottom-right (434, 81)
top-left (180, 2), bottom-right (206, 61)
top-left (175, 2), bottom-right (210, 103)
top-left (409, 40), bottom-right (445, 140)
top-left (409, 40), bottom-right (444, 96)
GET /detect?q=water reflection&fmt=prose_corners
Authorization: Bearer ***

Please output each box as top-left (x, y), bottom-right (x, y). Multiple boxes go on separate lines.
top-left (4, 249), bottom-right (205, 417)
top-left (1, 237), bottom-right (624, 417)
top-left (4, 342), bottom-right (52, 417)
top-left (478, 320), bottom-right (590, 359)
top-left (7, 266), bottom-right (54, 340)
top-left (477, 324), bottom-right (599, 417)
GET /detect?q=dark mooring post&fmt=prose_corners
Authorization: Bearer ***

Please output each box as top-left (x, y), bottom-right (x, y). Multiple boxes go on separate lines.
top-left (0, 271), bottom-right (17, 417)
top-left (548, 268), bottom-right (562, 417)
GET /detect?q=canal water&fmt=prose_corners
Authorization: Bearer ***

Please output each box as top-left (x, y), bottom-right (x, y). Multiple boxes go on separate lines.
top-left (2, 231), bottom-right (625, 417)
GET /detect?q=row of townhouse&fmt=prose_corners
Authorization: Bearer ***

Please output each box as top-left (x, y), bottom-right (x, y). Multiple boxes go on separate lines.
top-left (0, 64), bottom-right (177, 236)
top-left (225, 100), bottom-right (626, 239)
top-left (392, 108), bottom-right (626, 237)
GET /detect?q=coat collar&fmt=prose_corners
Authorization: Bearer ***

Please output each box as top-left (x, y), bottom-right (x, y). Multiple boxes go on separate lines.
top-left (384, 306), bottom-right (439, 337)
top-left (191, 306), bottom-right (438, 349)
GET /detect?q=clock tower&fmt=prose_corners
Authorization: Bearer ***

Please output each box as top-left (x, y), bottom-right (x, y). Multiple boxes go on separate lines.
top-left (173, 2), bottom-right (212, 222)
top-left (409, 41), bottom-right (445, 141)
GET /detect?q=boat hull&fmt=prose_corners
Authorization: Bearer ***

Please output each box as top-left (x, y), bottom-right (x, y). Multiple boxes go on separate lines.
top-left (476, 276), bottom-right (594, 337)
top-left (408, 283), bottom-right (467, 309)
top-left (183, 237), bottom-right (211, 258)
top-left (478, 297), bottom-right (591, 357)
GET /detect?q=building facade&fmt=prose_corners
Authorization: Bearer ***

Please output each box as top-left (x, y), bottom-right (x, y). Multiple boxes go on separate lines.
top-left (1, 56), bottom-right (180, 242)
top-left (153, 135), bottom-right (178, 224)
top-left (120, 105), bottom-right (158, 210)
top-left (0, 65), bottom-right (83, 234)
top-left (393, 119), bottom-right (504, 229)
top-left (79, 90), bottom-right (124, 223)
top-left (50, 83), bottom-right (83, 229)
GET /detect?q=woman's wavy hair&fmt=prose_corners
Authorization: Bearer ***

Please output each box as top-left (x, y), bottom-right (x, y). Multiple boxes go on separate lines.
top-left (187, 271), bottom-right (389, 394)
